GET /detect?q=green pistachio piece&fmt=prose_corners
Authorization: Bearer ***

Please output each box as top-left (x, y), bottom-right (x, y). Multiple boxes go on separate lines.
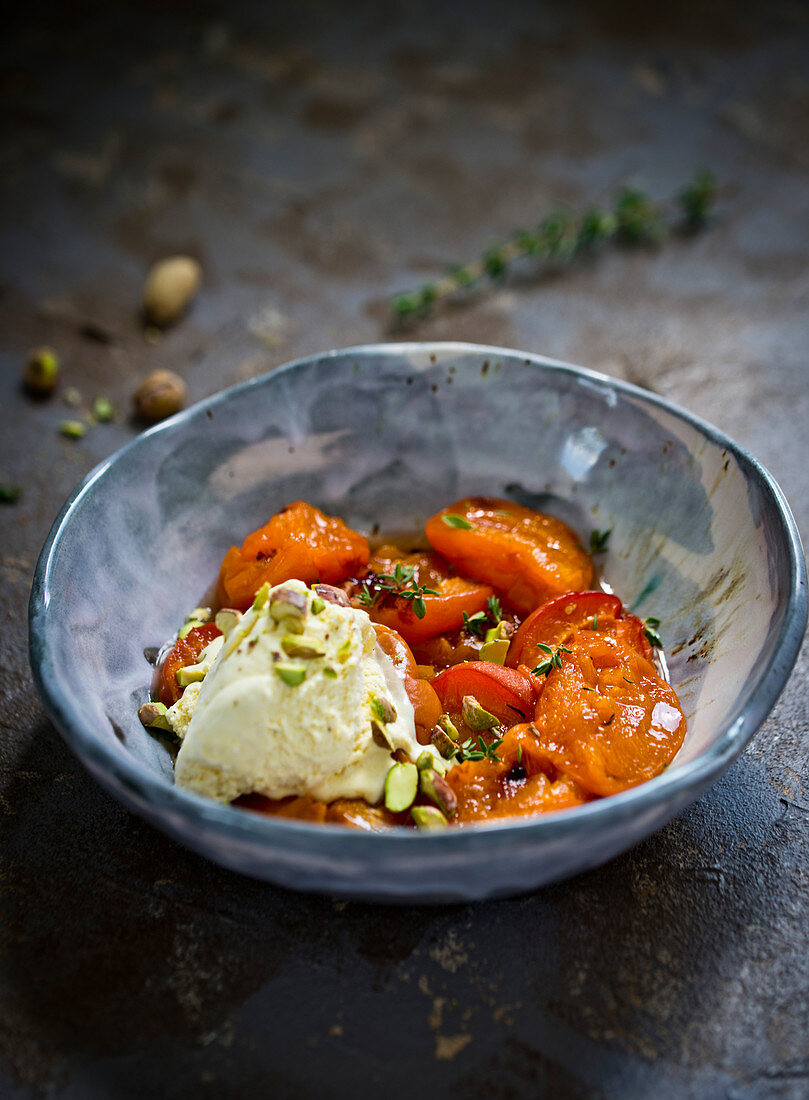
top-left (275, 663), bottom-right (306, 686)
top-left (370, 695), bottom-right (397, 724)
top-left (268, 587), bottom-right (307, 621)
top-left (416, 751), bottom-right (435, 772)
top-left (411, 805), bottom-right (449, 830)
top-left (322, 667), bottom-right (338, 679)
top-left (384, 762), bottom-right (418, 813)
top-left (59, 419), bottom-right (87, 439)
top-left (188, 606), bottom-right (212, 623)
top-left (177, 619), bottom-right (205, 640)
top-left (337, 638), bottom-right (352, 662)
top-left (431, 716), bottom-right (460, 759)
top-left (484, 620), bottom-right (512, 644)
top-left (478, 637), bottom-right (510, 665)
top-left (252, 582), bottom-right (271, 611)
top-left (137, 701), bottom-right (173, 732)
top-left (370, 721), bottom-right (394, 750)
top-left (310, 596), bottom-right (326, 615)
top-left (214, 608), bottom-right (240, 636)
top-left (176, 664), bottom-right (207, 687)
top-left (92, 395), bottom-right (114, 422)
top-left (462, 695), bottom-right (499, 731)
top-left (419, 768), bottom-right (458, 818)
top-left (281, 636), bottom-right (325, 659)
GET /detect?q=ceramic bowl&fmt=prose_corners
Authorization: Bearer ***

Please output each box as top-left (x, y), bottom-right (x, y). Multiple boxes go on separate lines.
top-left (29, 343), bottom-right (807, 902)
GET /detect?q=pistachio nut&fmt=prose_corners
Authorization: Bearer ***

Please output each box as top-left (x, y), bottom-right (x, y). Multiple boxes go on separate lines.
top-left (419, 768), bottom-right (458, 818)
top-left (23, 346), bottom-right (59, 396)
top-left (462, 695), bottom-right (499, 731)
top-left (142, 255), bottom-right (202, 327)
top-left (411, 805), bottom-right (449, 830)
top-left (133, 369), bottom-right (187, 423)
top-left (384, 762), bottom-right (418, 813)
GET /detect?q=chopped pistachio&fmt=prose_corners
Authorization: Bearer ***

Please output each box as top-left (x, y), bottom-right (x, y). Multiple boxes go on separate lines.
top-left (59, 419), bottom-right (87, 439)
top-left (371, 720), bottom-right (394, 750)
top-left (484, 620), bottom-right (513, 644)
top-left (275, 663), bottom-right (306, 686)
top-left (462, 695), bottom-right (499, 731)
top-left (268, 587), bottom-right (307, 620)
top-left (478, 636), bottom-right (510, 665)
top-left (176, 664), bottom-right (207, 687)
top-left (214, 608), bottom-right (240, 636)
top-left (92, 395), bottom-right (114, 422)
top-left (177, 619), bottom-right (205, 640)
top-left (138, 701), bottom-right (173, 731)
top-left (189, 606), bottom-right (212, 623)
top-left (437, 714), bottom-right (460, 739)
top-left (416, 751), bottom-right (435, 772)
top-left (252, 582), bottom-right (271, 611)
top-left (430, 727), bottom-right (458, 759)
top-left (310, 596), bottom-right (326, 615)
top-left (411, 805), bottom-right (449, 830)
top-left (384, 762), bottom-right (418, 813)
top-left (370, 695), bottom-right (397, 725)
top-left (337, 637), bottom-right (352, 662)
top-left (322, 667), bottom-right (338, 679)
top-left (419, 768), bottom-right (458, 818)
top-left (281, 636), bottom-right (325, 659)
top-left (313, 583), bottom-right (350, 607)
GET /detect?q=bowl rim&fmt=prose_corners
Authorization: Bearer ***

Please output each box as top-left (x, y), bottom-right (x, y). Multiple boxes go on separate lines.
top-left (28, 341), bottom-right (808, 854)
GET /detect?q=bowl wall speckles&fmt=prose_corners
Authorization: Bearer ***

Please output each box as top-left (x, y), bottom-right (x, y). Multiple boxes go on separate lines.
top-left (28, 343), bottom-right (807, 902)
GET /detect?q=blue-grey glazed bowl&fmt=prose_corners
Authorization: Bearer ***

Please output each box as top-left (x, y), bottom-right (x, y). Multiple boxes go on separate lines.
top-left (29, 343), bottom-right (807, 902)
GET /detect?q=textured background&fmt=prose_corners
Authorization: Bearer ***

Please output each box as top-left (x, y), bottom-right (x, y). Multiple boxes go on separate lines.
top-left (1, 1), bottom-right (808, 1096)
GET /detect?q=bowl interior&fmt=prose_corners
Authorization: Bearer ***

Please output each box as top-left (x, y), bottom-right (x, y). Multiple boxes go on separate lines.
top-left (29, 343), bottom-right (806, 897)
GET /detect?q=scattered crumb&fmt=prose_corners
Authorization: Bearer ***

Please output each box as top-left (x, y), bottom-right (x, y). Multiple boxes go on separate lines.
top-left (435, 1033), bottom-right (472, 1061)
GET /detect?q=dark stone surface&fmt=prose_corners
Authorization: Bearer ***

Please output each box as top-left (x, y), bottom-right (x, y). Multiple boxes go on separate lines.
top-left (1, 1), bottom-right (808, 1095)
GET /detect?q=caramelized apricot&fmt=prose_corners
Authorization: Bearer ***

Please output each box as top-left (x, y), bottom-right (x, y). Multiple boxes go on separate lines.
top-left (531, 631), bottom-right (686, 796)
top-left (353, 545), bottom-right (493, 645)
top-left (218, 500), bottom-right (369, 610)
top-left (425, 497), bottom-right (593, 615)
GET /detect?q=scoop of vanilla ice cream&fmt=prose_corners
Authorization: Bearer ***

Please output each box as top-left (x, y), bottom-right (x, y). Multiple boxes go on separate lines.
top-left (173, 579), bottom-right (442, 804)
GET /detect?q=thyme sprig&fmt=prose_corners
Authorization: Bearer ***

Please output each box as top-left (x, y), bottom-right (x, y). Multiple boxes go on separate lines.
top-left (532, 643), bottom-right (572, 677)
top-left (452, 734), bottom-right (504, 764)
top-left (462, 595), bottom-right (504, 639)
top-left (357, 562), bottom-right (438, 620)
top-left (391, 171), bottom-right (718, 322)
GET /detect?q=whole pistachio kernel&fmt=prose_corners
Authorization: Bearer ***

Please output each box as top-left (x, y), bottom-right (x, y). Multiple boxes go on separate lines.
top-left (384, 762), bottom-right (419, 813)
top-left (411, 805), bottom-right (449, 830)
top-left (23, 346), bottom-right (59, 396)
top-left (462, 695), bottom-right (499, 731)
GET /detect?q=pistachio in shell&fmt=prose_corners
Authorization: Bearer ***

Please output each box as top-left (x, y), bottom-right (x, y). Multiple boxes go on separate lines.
top-left (142, 255), bottom-right (202, 327)
top-left (133, 369), bottom-right (187, 423)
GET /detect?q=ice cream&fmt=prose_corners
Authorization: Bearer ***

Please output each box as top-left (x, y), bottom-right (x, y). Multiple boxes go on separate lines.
top-left (170, 579), bottom-right (443, 804)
